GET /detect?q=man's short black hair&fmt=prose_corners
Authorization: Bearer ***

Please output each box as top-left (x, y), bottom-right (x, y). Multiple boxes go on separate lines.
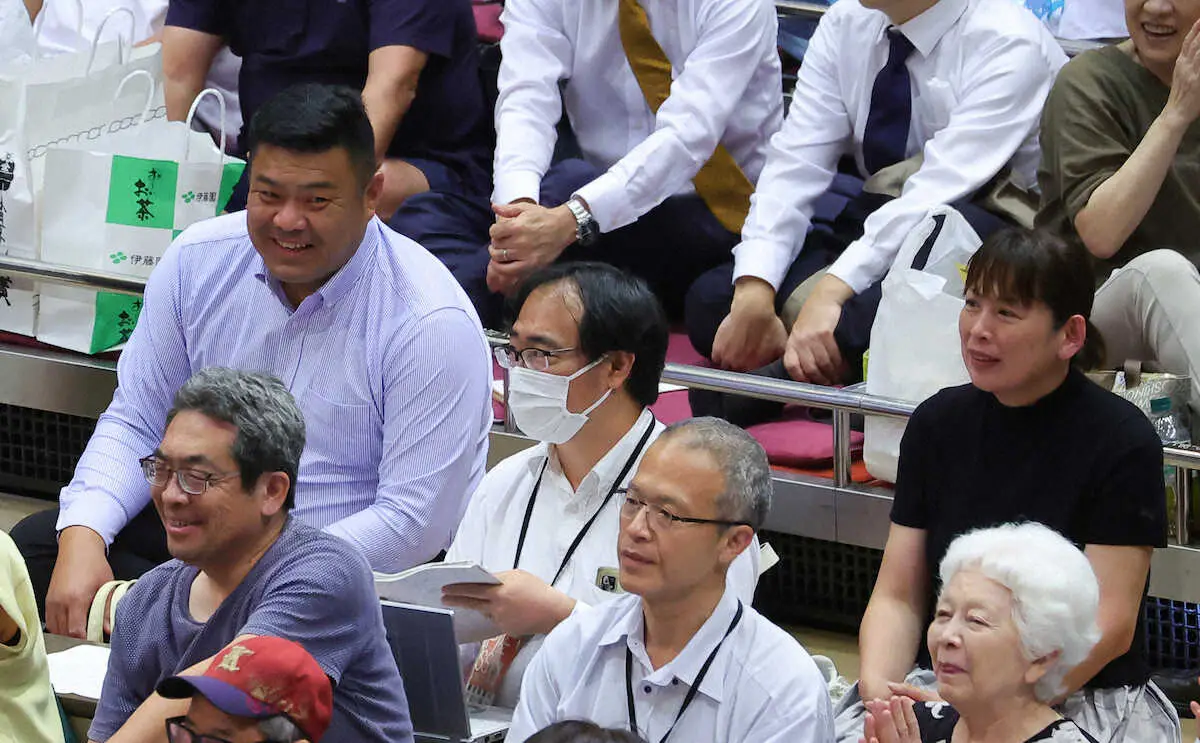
top-left (245, 83), bottom-right (377, 188)
top-left (512, 262), bottom-right (669, 408)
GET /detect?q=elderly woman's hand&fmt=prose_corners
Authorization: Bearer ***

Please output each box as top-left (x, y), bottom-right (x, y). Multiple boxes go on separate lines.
top-left (886, 681), bottom-right (943, 704)
top-left (861, 697), bottom-right (922, 743)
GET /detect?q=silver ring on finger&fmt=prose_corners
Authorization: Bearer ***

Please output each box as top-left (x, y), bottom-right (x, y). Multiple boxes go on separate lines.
top-left (502, 248), bottom-right (510, 262)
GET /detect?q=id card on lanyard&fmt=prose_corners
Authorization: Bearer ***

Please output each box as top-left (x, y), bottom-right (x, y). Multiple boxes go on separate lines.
top-left (626, 601), bottom-right (745, 743)
top-left (512, 415), bottom-right (656, 585)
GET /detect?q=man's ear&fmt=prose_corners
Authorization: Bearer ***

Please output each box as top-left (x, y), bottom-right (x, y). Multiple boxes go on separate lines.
top-left (258, 472), bottom-right (291, 518)
top-left (718, 525), bottom-right (754, 569)
top-left (605, 350), bottom-right (636, 391)
top-left (363, 168), bottom-right (385, 214)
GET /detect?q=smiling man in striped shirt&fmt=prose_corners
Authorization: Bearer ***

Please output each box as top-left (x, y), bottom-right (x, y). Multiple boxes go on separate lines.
top-left (12, 83), bottom-right (492, 640)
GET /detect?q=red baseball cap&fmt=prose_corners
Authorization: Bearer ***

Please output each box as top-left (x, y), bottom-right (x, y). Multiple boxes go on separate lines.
top-left (157, 636), bottom-right (333, 742)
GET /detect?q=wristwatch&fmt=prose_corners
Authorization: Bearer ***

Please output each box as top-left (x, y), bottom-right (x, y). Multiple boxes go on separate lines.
top-left (565, 197), bottom-right (599, 248)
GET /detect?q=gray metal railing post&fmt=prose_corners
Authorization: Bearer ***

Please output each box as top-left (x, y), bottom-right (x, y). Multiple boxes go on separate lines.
top-left (1177, 467), bottom-right (1192, 546)
top-left (833, 410), bottom-right (852, 487)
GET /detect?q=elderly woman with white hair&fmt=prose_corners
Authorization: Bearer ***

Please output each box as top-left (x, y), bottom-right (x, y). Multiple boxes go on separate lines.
top-left (863, 523), bottom-right (1102, 743)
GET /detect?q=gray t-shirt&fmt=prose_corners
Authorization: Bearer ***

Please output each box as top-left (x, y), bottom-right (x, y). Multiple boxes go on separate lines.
top-left (90, 518), bottom-right (413, 742)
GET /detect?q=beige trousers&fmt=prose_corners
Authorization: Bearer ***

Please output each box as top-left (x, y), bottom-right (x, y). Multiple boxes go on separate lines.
top-left (1092, 249), bottom-right (1200, 420)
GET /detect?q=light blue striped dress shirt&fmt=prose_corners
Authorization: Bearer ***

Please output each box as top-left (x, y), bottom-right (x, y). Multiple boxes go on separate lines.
top-left (56, 212), bottom-right (493, 573)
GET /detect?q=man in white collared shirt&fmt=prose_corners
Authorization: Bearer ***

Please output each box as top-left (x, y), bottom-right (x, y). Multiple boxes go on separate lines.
top-left (506, 417), bottom-right (831, 743)
top-left (477, 0), bottom-right (783, 326)
top-left (688, 0), bottom-right (1066, 389)
top-left (443, 263), bottom-right (760, 708)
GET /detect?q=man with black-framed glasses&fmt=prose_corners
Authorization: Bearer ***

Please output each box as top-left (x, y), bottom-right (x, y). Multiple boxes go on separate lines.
top-left (506, 417), bottom-right (834, 743)
top-left (88, 368), bottom-right (413, 743)
top-left (440, 262), bottom-right (761, 709)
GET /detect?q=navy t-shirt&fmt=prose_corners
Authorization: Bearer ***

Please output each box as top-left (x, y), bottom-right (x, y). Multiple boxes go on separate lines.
top-left (891, 368), bottom-right (1168, 688)
top-left (89, 519), bottom-right (414, 743)
top-left (165, 0), bottom-right (491, 195)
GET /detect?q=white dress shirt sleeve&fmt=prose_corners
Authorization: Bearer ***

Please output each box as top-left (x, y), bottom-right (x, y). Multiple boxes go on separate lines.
top-left (493, 0), bottom-right (574, 205)
top-left (744, 652), bottom-right (836, 743)
top-left (56, 243), bottom-right (194, 545)
top-left (732, 10), bottom-right (851, 290)
top-left (324, 308), bottom-right (491, 573)
top-left (574, 0), bottom-right (780, 232)
top-left (827, 34), bottom-right (1058, 294)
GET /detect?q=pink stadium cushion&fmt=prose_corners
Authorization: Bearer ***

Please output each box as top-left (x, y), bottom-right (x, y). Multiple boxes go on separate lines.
top-left (665, 332), bottom-right (709, 367)
top-left (473, 2), bottom-right (504, 44)
top-left (746, 410), bottom-right (864, 468)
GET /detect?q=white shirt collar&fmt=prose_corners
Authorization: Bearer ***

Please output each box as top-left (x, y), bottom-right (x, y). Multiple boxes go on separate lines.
top-left (599, 584), bottom-right (742, 704)
top-left (524, 408), bottom-right (657, 505)
top-left (893, 0), bottom-right (970, 58)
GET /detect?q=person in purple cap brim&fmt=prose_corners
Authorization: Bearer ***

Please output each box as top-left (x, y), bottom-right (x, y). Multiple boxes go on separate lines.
top-left (155, 636), bottom-right (333, 743)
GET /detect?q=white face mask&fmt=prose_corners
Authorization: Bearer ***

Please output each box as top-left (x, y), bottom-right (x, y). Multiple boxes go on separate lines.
top-left (507, 356), bottom-right (613, 444)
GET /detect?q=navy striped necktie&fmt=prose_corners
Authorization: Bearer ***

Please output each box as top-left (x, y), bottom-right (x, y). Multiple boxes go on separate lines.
top-left (863, 27), bottom-right (916, 175)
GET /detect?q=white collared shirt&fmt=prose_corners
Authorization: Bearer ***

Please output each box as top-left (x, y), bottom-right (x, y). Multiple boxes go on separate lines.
top-left (447, 409), bottom-right (761, 707)
top-left (507, 584), bottom-right (834, 743)
top-left (734, 0), bottom-right (1066, 294)
top-left (492, 0), bottom-right (784, 232)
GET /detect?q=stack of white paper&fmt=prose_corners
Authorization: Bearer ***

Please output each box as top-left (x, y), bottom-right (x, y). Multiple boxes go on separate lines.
top-left (48, 644), bottom-right (110, 699)
top-left (375, 562), bottom-right (503, 643)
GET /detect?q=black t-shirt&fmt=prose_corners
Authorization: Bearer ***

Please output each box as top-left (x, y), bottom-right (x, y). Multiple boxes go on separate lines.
top-left (913, 702), bottom-right (1100, 743)
top-left (891, 368), bottom-right (1168, 688)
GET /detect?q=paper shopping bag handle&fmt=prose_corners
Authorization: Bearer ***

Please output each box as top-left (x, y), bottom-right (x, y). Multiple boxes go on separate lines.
top-left (184, 89), bottom-right (229, 161)
top-left (113, 69), bottom-right (158, 128)
top-left (85, 6), bottom-right (137, 76)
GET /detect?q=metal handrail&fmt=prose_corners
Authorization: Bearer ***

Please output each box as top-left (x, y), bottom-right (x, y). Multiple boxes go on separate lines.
top-left (0, 255), bottom-right (146, 297)
top-left (7, 260), bottom-right (1196, 539)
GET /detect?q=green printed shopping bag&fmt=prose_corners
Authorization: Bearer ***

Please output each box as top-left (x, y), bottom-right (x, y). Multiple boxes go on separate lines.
top-left (37, 96), bottom-right (244, 353)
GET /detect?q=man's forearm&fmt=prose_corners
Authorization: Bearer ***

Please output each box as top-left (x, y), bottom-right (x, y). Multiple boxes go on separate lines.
top-left (362, 82), bottom-right (416, 164)
top-left (363, 46), bottom-right (427, 162)
top-left (161, 26), bottom-right (222, 122)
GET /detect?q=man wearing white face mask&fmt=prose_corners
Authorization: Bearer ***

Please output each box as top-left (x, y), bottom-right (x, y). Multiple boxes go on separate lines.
top-left (442, 262), bottom-right (761, 709)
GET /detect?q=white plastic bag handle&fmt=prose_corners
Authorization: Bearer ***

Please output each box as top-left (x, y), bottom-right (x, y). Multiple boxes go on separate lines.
top-left (85, 6), bottom-right (136, 75)
top-left (184, 88), bottom-right (228, 162)
top-left (113, 69), bottom-right (157, 127)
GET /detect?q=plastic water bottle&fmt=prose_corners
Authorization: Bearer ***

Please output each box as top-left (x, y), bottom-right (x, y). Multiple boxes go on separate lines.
top-left (1151, 397), bottom-right (1191, 445)
top-left (1152, 397), bottom-right (1191, 540)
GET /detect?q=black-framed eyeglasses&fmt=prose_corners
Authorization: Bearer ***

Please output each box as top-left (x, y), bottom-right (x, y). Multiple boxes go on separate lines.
top-left (493, 343), bottom-right (578, 371)
top-left (616, 489), bottom-right (754, 531)
top-left (140, 456), bottom-right (239, 496)
top-left (166, 716), bottom-right (274, 743)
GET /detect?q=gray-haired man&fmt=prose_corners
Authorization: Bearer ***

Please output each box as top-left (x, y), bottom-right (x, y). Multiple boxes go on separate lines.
top-left (87, 368), bottom-right (414, 743)
top-left (506, 418), bottom-right (835, 743)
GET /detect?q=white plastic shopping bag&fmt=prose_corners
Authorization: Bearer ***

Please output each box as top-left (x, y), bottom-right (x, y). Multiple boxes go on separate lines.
top-left (0, 7), bottom-right (163, 260)
top-left (863, 207), bottom-right (981, 482)
top-left (37, 89), bottom-right (244, 354)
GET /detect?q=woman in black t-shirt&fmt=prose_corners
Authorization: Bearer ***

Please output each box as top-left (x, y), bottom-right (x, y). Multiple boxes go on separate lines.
top-left (835, 229), bottom-right (1177, 743)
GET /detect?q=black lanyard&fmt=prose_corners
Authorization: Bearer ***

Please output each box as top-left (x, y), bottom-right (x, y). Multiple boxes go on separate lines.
top-left (511, 416), bottom-right (656, 586)
top-left (625, 601), bottom-right (745, 743)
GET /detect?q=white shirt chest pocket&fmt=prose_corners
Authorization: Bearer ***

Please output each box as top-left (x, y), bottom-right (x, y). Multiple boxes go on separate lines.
top-left (914, 78), bottom-right (959, 137)
top-left (301, 390), bottom-right (381, 468)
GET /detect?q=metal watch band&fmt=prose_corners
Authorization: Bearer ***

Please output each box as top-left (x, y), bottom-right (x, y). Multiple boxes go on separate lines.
top-left (566, 198), bottom-right (599, 247)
